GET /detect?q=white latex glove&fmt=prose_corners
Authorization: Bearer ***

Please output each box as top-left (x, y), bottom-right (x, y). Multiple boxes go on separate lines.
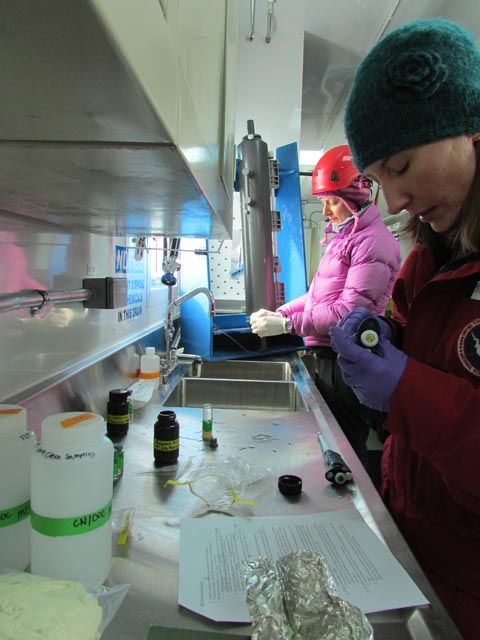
top-left (250, 314), bottom-right (288, 337)
top-left (249, 308), bottom-right (281, 323)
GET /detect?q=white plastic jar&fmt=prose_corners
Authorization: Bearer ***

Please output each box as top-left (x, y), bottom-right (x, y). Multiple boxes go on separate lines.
top-left (0, 404), bottom-right (36, 570)
top-left (31, 412), bottom-right (113, 586)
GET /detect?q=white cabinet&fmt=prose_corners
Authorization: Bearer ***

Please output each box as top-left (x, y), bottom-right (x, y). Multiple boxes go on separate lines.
top-left (0, 0), bottom-right (238, 239)
top-left (91, 0), bottom-right (238, 236)
top-left (90, 0), bottom-right (179, 143)
top-left (167, 0), bottom-right (239, 212)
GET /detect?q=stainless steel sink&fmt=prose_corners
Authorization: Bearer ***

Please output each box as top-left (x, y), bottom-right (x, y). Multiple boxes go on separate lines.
top-left (186, 359), bottom-right (293, 381)
top-left (164, 378), bottom-right (307, 412)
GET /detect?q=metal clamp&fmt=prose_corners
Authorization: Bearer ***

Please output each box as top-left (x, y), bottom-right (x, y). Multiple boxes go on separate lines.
top-left (30, 289), bottom-right (49, 317)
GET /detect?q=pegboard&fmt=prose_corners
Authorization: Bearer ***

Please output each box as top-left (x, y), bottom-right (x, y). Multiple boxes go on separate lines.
top-left (208, 142), bottom-right (307, 315)
top-left (208, 195), bottom-right (246, 313)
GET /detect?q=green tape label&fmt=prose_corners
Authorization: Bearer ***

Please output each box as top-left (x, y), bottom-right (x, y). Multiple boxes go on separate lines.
top-left (0, 500), bottom-right (31, 527)
top-left (31, 501), bottom-right (112, 537)
top-left (154, 438), bottom-right (179, 452)
top-left (107, 414), bottom-right (129, 425)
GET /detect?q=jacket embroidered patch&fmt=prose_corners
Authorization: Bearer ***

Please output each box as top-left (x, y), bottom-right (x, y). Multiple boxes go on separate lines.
top-left (457, 318), bottom-right (480, 377)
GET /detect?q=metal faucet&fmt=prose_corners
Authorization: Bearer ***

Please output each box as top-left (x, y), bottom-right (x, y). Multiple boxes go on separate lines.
top-left (162, 287), bottom-right (215, 383)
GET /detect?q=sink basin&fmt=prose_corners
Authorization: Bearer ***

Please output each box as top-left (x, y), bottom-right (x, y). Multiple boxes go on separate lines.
top-left (185, 359), bottom-right (293, 381)
top-left (164, 378), bottom-right (307, 412)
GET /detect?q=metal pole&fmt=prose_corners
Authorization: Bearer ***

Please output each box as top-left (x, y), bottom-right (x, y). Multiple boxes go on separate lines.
top-left (0, 288), bottom-right (93, 315)
top-left (238, 120), bottom-right (276, 315)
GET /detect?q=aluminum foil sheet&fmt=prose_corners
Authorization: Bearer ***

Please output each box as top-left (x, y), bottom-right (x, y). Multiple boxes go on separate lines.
top-left (244, 551), bottom-right (373, 640)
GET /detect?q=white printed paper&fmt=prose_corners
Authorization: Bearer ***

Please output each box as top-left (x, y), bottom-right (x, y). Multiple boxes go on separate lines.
top-left (179, 509), bottom-right (429, 622)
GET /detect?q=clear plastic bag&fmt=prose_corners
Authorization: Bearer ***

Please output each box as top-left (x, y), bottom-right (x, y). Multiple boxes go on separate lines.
top-left (95, 581), bottom-right (130, 635)
top-left (112, 506), bottom-right (135, 546)
top-left (165, 455), bottom-right (273, 516)
top-left (0, 569), bottom-right (129, 639)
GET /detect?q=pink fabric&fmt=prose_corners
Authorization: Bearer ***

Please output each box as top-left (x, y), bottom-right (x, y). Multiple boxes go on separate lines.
top-left (318, 176), bottom-right (373, 257)
top-left (317, 176), bottom-right (372, 213)
top-left (320, 213), bottom-right (361, 261)
top-left (277, 203), bottom-right (401, 347)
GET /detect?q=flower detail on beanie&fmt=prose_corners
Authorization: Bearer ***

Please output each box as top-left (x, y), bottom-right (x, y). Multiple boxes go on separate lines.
top-left (383, 50), bottom-right (448, 101)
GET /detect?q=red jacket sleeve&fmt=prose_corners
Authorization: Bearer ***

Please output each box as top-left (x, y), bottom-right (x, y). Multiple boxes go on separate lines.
top-left (388, 358), bottom-right (480, 514)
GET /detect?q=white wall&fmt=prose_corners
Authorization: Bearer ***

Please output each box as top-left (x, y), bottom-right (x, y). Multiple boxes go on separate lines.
top-left (235, 1), bottom-right (305, 149)
top-left (209, 1), bottom-right (306, 310)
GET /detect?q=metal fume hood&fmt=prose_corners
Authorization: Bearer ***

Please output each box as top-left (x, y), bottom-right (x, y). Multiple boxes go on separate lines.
top-left (0, 0), bottom-right (230, 238)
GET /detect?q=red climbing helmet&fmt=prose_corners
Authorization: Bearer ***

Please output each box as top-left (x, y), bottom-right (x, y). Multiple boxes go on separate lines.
top-left (311, 145), bottom-right (360, 195)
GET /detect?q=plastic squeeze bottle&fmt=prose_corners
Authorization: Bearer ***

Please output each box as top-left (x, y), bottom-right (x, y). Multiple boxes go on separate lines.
top-left (140, 347), bottom-right (161, 389)
top-left (0, 404), bottom-right (36, 570)
top-left (30, 412), bottom-right (113, 586)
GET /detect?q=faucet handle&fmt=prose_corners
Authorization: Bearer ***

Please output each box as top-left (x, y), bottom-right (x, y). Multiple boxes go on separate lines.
top-left (159, 357), bottom-right (171, 385)
top-left (191, 356), bottom-right (203, 377)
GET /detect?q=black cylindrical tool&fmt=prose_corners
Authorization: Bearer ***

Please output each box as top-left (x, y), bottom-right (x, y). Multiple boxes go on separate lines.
top-left (318, 433), bottom-right (353, 486)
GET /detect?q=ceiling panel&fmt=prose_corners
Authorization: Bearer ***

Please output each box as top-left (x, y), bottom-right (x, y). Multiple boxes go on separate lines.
top-left (299, 0), bottom-right (477, 200)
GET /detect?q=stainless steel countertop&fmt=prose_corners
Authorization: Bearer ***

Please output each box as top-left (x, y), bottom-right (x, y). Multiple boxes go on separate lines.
top-left (103, 353), bottom-right (461, 639)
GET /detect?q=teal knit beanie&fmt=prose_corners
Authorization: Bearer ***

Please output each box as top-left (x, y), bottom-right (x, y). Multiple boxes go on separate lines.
top-left (345, 18), bottom-right (480, 172)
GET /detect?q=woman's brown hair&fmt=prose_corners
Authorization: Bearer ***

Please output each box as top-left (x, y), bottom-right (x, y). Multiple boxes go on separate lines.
top-left (400, 140), bottom-right (480, 266)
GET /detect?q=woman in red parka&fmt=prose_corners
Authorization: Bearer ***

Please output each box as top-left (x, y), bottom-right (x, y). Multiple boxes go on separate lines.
top-left (329, 18), bottom-right (480, 639)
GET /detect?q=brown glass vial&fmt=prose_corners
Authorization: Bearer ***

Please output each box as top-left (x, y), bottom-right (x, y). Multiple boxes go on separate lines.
top-left (107, 389), bottom-right (132, 439)
top-left (153, 410), bottom-right (179, 465)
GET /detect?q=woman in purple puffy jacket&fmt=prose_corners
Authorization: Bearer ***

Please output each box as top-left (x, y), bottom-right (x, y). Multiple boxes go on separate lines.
top-left (250, 145), bottom-right (401, 465)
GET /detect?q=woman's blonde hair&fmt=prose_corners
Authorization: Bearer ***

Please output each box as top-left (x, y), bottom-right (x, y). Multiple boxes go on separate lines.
top-left (401, 141), bottom-right (480, 263)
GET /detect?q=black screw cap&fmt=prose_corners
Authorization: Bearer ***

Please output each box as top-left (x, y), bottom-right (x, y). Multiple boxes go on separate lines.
top-left (278, 475), bottom-right (302, 496)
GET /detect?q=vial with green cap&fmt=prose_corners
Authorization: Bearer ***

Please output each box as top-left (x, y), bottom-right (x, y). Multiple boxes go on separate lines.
top-left (202, 403), bottom-right (213, 441)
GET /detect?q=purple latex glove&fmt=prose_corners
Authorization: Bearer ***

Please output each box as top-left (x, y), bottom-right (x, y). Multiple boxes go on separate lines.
top-left (328, 324), bottom-right (407, 412)
top-left (338, 307), bottom-right (392, 342)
